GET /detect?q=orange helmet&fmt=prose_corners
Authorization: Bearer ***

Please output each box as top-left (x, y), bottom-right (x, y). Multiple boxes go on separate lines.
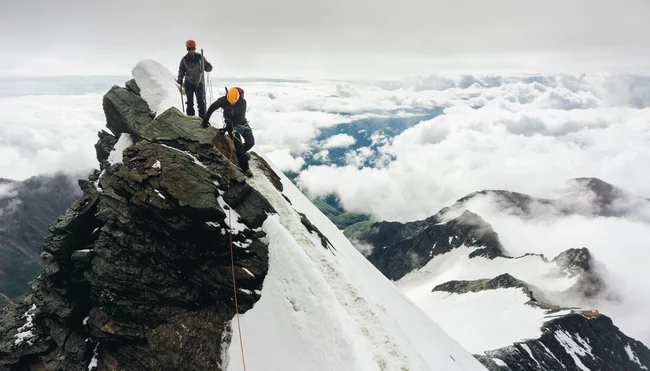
top-left (227, 87), bottom-right (240, 104)
top-left (185, 40), bottom-right (196, 48)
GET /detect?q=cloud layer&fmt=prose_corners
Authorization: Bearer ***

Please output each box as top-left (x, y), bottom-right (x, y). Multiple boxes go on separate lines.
top-left (0, 94), bottom-right (106, 180)
top-left (297, 75), bottom-right (650, 221)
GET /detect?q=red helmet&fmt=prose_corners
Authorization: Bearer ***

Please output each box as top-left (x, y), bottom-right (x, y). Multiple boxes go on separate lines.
top-left (185, 40), bottom-right (196, 48)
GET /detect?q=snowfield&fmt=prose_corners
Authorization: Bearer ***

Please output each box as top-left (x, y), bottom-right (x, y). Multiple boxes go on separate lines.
top-left (221, 156), bottom-right (488, 371)
top-left (395, 245), bottom-right (579, 353)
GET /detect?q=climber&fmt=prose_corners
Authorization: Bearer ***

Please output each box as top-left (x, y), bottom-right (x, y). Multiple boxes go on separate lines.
top-left (202, 87), bottom-right (255, 177)
top-left (177, 39), bottom-right (213, 118)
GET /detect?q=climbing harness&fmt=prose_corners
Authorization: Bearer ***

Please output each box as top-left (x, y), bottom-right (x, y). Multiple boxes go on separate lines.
top-left (227, 145), bottom-right (248, 371)
top-left (232, 122), bottom-right (253, 137)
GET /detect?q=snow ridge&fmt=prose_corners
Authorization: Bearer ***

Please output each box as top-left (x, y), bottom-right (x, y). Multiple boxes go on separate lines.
top-left (221, 156), bottom-right (487, 371)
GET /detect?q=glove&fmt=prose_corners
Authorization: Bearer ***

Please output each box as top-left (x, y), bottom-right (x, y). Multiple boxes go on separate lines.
top-left (217, 127), bottom-right (227, 135)
top-left (201, 120), bottom-right (210, 129)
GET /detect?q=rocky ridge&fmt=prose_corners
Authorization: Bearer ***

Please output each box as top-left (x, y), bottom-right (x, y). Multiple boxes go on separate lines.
top-left (0, 78), bottom-right (273, 370)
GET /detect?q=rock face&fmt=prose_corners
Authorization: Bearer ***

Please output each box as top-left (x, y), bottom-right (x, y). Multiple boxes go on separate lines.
top-left (476, 314), bottom-right (650, 371)
top-left (432, 274), bottom-right (537, 303)
top-left (553, 248), bottom-right (610, 300)
top-left (0, 79), bottom-right (273, 370)
top-left (357, 210), bottom-right (505, 280)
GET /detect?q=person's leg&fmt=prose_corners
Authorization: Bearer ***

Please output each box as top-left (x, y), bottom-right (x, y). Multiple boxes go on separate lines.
top-left (243, 132), bottom-right (255, 152)
top-left (233, 134), bottom-right (250, 173)
top-left (197, 84), bottom-right (206, 118)
top-left (185, 83), bottom-right (196, 116)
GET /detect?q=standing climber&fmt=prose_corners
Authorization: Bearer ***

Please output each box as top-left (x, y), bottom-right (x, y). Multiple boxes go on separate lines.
top-left (202, 87), bottom-right (255, 177)
top-left (177, 40), bottom-right (213, 118)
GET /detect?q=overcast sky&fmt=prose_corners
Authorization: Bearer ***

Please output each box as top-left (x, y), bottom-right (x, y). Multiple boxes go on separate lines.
top-left (1, 0), bottom-right (650, 78)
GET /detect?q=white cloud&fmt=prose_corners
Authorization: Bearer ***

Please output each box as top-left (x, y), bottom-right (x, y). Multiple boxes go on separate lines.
top-left (0, 183), bottom-right (17, 199)
top-left (322, 134), bottom-right (356, 149)
top-left (297, 76), bottom-right (650, 222)
top-left (313, 150), bottom-right (329, 162)
top-left (266, 148), bottom-right (305, 173)
top-left (0, 199), bottom-right (21, 220)
top-left (345, 147), bottom-right (374, 168)
top-left (0, 94), bottom-right (106, 180)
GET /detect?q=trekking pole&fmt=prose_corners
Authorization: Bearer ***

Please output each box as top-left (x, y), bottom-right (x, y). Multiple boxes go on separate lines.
top-left (178, 79), bottom-right (185, 113)
top-left (201, 48), bottom-right (207, 112)
top-left (208, 72), bottom-right (214, 105)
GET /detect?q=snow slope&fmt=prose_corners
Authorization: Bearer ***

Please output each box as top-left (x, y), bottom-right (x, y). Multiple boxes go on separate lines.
top-left (415, 288), bottom-right (571, 353)
top-left (223, 157), bottom-right (488, 371)
top-left (397, 246), bottom-right (577, 301)
top-left (395, 246), bottom-right (578, 354)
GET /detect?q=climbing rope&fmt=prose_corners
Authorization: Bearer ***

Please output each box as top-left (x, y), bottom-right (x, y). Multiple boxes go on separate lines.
top-left (227, 144), bottom-right (248, 371)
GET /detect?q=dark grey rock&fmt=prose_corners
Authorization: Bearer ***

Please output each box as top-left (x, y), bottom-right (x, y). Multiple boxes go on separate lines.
top-left (361, 210), bottom-right (505, 280)
top-left (553, 248), bottom-right (610, 299)
top-left (45, 318), bottom-right (69, 347)
top-left (432, 273), bottom-right (537, 302)
top-left (102, 85), bottom-right (153, 138)
top-left (476, 314), bottom-right (650, 370)
top-left (94, 130), bottom-right (117, 167)
top-left (70, 249), bottom-right (94, 264)
top-left (299, 212), bottom-right (335, 252)
top-left (125, 78), bottom-right (141, 95)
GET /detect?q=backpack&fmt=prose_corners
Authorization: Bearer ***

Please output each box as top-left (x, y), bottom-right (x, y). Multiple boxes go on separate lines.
top-left (225, 86), bottom-right (244, 99)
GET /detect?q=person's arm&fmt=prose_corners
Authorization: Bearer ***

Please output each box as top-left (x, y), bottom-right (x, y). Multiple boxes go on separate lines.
top-left (202, 97), bottom-right (225, 128)
top-left (203, 56), bottom-right (213, 73)
top-left (177, 57), bottom-right (186, 84)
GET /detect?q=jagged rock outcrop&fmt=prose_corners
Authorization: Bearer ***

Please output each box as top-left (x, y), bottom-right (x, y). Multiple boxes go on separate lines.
top-left (553, 248), bottom-right (610, 299)
top-left (432, 274), bottom-right (538, 303)
top-left (357, 210), bottom-right (505, 280)
top-left (475, 314), bottom-right (650, 370)
top-left (0, 78), bottom-right (273, 370)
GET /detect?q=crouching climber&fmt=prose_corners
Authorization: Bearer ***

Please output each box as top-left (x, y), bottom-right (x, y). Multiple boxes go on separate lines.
top-left (202, 87), bottom-right (255, 177)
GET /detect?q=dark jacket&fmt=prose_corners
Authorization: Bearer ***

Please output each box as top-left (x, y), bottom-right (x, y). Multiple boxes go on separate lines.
top-left (203, 96), bottom-right (247, 132)
top-left (177, 53), bottom-right (213, 85)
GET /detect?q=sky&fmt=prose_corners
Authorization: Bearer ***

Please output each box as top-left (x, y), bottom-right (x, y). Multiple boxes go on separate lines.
top-left (2, 0), bottom-right (650, 78)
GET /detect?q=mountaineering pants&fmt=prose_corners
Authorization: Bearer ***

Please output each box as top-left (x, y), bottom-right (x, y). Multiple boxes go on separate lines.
top-left (184, 82), bottom-right (205, 117)
top-left (234, 132), bottom-right (255, 172)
